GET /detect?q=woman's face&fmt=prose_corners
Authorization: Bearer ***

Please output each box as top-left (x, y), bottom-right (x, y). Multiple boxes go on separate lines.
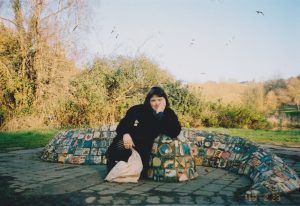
top-left (150, 95), bottom-right (166, 111)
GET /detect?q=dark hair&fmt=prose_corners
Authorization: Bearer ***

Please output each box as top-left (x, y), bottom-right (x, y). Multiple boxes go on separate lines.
top-left (144, 86), bottom-right (170, 109)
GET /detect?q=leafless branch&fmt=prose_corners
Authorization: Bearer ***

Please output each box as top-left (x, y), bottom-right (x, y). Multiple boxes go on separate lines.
top-left (41, 4), bottom-right (70, 22)
top-left (0, 16), bottom-right (17, 27)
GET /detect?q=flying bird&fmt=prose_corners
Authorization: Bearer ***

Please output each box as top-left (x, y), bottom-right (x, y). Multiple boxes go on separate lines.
top-left (111, 26), bottom-right (116, 34)
top-left (72, 25), bottom-right (78, 31)
top-left (225, 35), bottom-right (236, 46)
top-left (189, 39), bottom-right (195, 46)
top-left (256, 10), bottom-right (264, 16)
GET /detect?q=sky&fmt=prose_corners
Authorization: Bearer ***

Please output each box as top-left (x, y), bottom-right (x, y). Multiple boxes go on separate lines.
top-left (80, 0), bottom-right (300, 83)
top-left (2, 0), bottom-right (299, 83)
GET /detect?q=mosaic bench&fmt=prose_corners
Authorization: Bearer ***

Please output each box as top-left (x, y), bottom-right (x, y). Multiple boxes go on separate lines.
top-left (147, 134), bottom-right (198, 182)
top-left (40, 124), bottom-right (300, 196)
top-left (181, 129), bottom-right (300, 196)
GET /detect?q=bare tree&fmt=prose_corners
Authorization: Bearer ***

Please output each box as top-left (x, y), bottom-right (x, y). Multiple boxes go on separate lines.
top-left (0, 0), bottom-right (88, 128)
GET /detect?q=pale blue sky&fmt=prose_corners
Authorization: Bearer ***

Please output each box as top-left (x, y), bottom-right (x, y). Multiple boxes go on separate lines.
top-left (81, 0), bottom-right (300, 82)
top-left (2, 0), bottom-right (298, 82)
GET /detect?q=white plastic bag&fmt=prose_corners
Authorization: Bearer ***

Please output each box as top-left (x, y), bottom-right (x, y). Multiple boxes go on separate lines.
top-left (105, 148), bottom-right (143, 183)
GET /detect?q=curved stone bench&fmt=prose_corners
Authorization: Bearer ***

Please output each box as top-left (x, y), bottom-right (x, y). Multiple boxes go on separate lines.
top-left (179, 128), bottom-right (300, 196)
top-left (41, 125), bottom-right (117, 165)
top-left (40, 125), bottom-right (300, 196)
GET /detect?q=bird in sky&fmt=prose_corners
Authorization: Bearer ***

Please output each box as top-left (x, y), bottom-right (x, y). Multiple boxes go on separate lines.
top-left (225, 35), bottom-right (236, 46)
top-left (72, 25), bottom-right (78, 31)
top-left (111, 26), bottom-right (116, 34)
top-left (256, 10), bottom-right (264, 16)
top-left (189, 39), bottom-right (195, 46)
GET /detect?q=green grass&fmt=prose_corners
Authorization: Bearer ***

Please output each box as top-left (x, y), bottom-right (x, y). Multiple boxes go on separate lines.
top-left (201, 127), bottom-right (300, 146)
top-left (0, 127), bottom-right (299, 152)
top-left (0, 128), bottom-right (60, 152)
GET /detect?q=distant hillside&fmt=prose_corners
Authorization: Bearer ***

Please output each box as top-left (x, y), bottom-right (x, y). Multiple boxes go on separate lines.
top-left (189, 81), bottom-right (248, 104)
top-left (189, 77), bottom-right (300, 111)
top-left (188, 77), bottom-right (300, 128)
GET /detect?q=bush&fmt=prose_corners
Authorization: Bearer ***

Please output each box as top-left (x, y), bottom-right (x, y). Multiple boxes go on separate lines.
top-left (218, 104), bottom-right (268, 129)
top-left (54, 56), bottom-right (175, 127)
top-left (198, 102), bottom-right (268, 129)
top-left (0, 106), bottom-right (7, 127)
top-left (165, 82), bottom-right (204, 128)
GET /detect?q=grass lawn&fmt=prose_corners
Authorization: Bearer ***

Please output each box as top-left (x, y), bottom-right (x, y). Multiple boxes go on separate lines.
top-left (0, 127), bottom-right (299, 152)
top-left (201, 127), bottom-right (300, 147)
top-left (0, 128), bottom-right (60, 152)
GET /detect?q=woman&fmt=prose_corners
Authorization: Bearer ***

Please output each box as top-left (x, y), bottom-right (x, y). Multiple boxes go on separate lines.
top-left (106, 86), bottom-right (181, 178)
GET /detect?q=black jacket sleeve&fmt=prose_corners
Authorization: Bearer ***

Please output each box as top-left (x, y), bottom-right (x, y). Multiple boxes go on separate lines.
top-left (156, 108), bottom-right (181, 139)
top-left (116, 106), bottom-right (137, 137)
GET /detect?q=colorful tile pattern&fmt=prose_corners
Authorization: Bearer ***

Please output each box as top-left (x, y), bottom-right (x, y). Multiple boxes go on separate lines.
top-left (147, 134), bottom-right (198, 182)
top-left (181, 129), bottom-right (300, 195)
top-left (41, 126), bottom-right (116, 165)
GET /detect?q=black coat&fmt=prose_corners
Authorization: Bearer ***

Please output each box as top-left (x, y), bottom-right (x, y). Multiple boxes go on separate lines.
top-left (116, 104), bottom-right (181, 144)
top-left (106, 104), bottom-right (181, 175)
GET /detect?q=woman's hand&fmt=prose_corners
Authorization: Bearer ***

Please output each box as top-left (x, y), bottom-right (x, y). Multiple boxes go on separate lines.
top-left (123, 133), bottom-right (135, 149)
top-left (155, 99), bottom-right (166, 113)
